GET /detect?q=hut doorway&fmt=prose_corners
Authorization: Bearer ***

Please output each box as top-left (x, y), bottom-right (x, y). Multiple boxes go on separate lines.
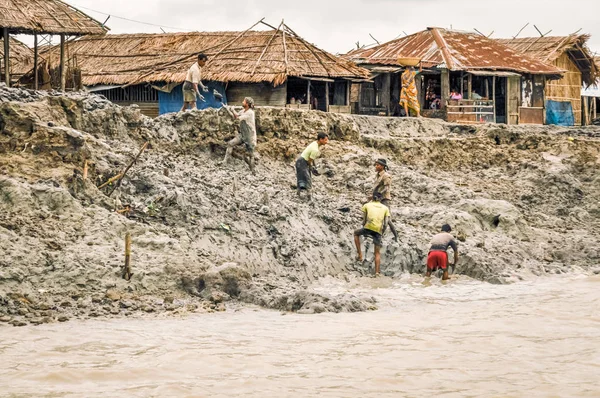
top-left (494, 77), bottom-right (507, 124)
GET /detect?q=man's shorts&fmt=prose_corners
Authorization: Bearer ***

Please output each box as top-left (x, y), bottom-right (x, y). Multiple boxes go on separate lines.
top-left (354, 228), bottom-right (383, 247)
top-left (182, 82), bottom-right (196, 102)
top-left (427, 250), bottom-right (448, 271)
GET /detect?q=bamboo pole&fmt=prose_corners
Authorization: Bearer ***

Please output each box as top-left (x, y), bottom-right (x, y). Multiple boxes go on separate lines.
top-left (107, 141), bottom-right (149, 197)
top-left (123, 233), bottom-right (132, 280)
top-left (33, 34), bottom-right (38, 90)
top-left (60, 34), bottom-right (66, 91)
top-left (251, 20), bottom-right (283, 76)
top-left (82, 160), bottom-right (89, 180)
top-left (3, 28), bottom-right (9, 87)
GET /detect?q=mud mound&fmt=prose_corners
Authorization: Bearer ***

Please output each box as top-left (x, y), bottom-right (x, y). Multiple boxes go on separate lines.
top-left (1, 85), bottom-right (600, 325)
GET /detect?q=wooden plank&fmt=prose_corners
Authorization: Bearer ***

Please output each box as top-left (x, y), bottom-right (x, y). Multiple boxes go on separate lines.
top-left (3, 28), bottom-right (9, 87)
top-left (60, 34), bottom-right (66, 92)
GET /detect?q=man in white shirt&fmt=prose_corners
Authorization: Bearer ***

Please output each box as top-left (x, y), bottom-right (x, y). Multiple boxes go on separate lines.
top-left (180, 53), bottom-right (209, 112)
top-left (223, 97), bottom-right (258, 174)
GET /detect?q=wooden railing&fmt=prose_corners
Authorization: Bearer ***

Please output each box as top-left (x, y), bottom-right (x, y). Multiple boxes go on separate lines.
top-left (446, 99), bottom-right (495, 123)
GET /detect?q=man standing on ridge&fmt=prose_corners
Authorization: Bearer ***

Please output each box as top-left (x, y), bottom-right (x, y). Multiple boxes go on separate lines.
top-left (180, 53), bottom-right (209, 112)
top-left (354, 192), bottom-right (390, 275)
top-left (426, 224), bottom-right (459, 280)
top-left (372, 158), bottom-right (399, 242)
top-left (295, 132), bottom-right (329, 200)
top-left (223, 97), bottom-right (257, 174)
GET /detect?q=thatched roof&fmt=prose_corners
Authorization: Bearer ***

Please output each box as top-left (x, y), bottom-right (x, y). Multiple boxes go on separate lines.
top-left (33, 21), bottom-right (369, 87)
top-left (497, 35), bottom-right (599, 86)
top-left (347, 28), bottom-right (563, 76)
top-left (0, 37), bottom-right (34, 76)
top-left (0, 0), bottom-right (107, 35)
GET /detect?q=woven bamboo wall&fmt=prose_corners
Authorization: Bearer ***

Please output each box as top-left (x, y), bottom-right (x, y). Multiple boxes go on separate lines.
top-left (546, 53), bottom-right (582, 125)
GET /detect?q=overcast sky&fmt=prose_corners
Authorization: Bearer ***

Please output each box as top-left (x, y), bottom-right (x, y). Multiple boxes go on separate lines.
top-left (62, 0), bottom-right (599, 55)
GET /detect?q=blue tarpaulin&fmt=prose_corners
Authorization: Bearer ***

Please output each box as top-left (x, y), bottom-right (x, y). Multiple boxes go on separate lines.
top-left (157, 81), bottom-right (227, 115)
top-left (546, 100), bottom-right (574, 126)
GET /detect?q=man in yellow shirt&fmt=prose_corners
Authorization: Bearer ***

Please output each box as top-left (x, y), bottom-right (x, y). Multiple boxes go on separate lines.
top-left (354, 192), bottom-right (390, 275)
top-left (295, 132), bottom-right (329, 200)
top-left (180, 53), bottom-right (209, 112)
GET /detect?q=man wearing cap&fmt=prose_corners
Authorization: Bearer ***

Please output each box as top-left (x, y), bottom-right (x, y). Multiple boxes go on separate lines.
top-left (296, 132), bottom-right (329, 200)
top-left (426, 224), bottom-right (459, 280)
top-left (223, 97), bottom-right (257, 173)
top-left (373, 158), bottom-right (399, 242)
top-left (180, 53), bottom-right (209, 112)
top-left (354, 191), bottom-right (390, 275)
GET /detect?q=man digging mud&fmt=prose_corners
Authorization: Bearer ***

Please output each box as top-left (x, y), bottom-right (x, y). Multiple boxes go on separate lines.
top-left (222, 97), bottom-right (258, 174)
top-left (354, 192), bottom-right (390, 275)
top-left (372, 158), bottom-right (399, 242)
top-left (426, 224), bottom-right (459, 280)
top-left (295, 132), bottom-right (329, 200)
top-left (180, 53), bottom-right (209, 112)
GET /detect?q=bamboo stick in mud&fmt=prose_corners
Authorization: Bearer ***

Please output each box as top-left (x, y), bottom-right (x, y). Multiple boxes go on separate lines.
top-left (83, 160), bottom-right (89, 180)
top-left (123, 233), bottom-right (132, 281)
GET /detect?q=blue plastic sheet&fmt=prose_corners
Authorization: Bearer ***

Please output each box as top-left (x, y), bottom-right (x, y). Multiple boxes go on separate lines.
top-left (546, 100), bottom-right (574, 126)
top-left (158, 81), bottom-right (227, 115)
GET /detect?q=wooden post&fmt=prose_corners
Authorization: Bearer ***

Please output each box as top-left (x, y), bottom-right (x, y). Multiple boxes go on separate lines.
top-left (460, 71), bottom-right (464, 97)
top-left (3, 28), bottom-right (9, 87)
top-left (123, 233), bottom-right (132, 280)
top-left (33, 34), bottom-right (38, 90)
top-left (307, 80), bottom-right (311, 110)
top-left (325, 82), bottom-right (329, 112)
top-left (583, 96), bottom-right (590, 126)
top-left (467, 74), bottom-right (473, 100)
top-left (60, 34), bottom-right (66, 91)
top-left (381, 73), bottom-right (391, 115)
top-left (485, 78), bottom-right (489, 99)
top-left (346, 81), bottom-right (351, 106)
top-left (441, 69), bottom-right (450, 109)
top-left (492, 76), bottom-right (497, 122)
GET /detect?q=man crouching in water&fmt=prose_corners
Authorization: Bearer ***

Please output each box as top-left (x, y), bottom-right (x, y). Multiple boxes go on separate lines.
top-left (354, 192), bottom-right (390, 275)
top-left (426, 224), bottom-right (459, 280)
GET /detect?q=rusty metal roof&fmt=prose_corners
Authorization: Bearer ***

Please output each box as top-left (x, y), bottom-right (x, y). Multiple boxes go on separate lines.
top-left (346, 28), bottom-right (563, 75)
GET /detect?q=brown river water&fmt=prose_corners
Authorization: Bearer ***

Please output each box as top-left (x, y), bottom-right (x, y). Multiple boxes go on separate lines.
top-left (1, 275), bottom-right (599, 398)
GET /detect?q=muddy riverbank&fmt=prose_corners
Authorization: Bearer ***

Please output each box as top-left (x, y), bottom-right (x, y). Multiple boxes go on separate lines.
top-left (1, 85), bottom-right (600, 325)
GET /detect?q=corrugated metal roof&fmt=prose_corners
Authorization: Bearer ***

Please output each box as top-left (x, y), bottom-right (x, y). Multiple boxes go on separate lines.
top-left (347, 28), bottom-right (563, 75)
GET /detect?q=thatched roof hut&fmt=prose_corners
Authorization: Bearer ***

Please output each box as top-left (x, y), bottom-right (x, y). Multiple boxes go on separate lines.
top-left (498, 34), bottom-right (599, 86)
top-left (0, 0), bottom-right (107, 35)
top-left (498, 34), bottom-right (599, 125)
top-left (0, 36), bottom-right (33, 77)
top-left (35, 21), bottom-right (369, 87)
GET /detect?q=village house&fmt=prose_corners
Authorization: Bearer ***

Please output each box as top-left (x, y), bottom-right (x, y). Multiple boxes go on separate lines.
top-left (498, 35), bottom-right (599, 125)
top-left (0, 36), bottom-right (33, 85)
top-left (346, 27), bottom-right (564, 125)
top-left (1, 0), bottom-right (108, 90)
top-left (18, 20), bottom-right (369, 117)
